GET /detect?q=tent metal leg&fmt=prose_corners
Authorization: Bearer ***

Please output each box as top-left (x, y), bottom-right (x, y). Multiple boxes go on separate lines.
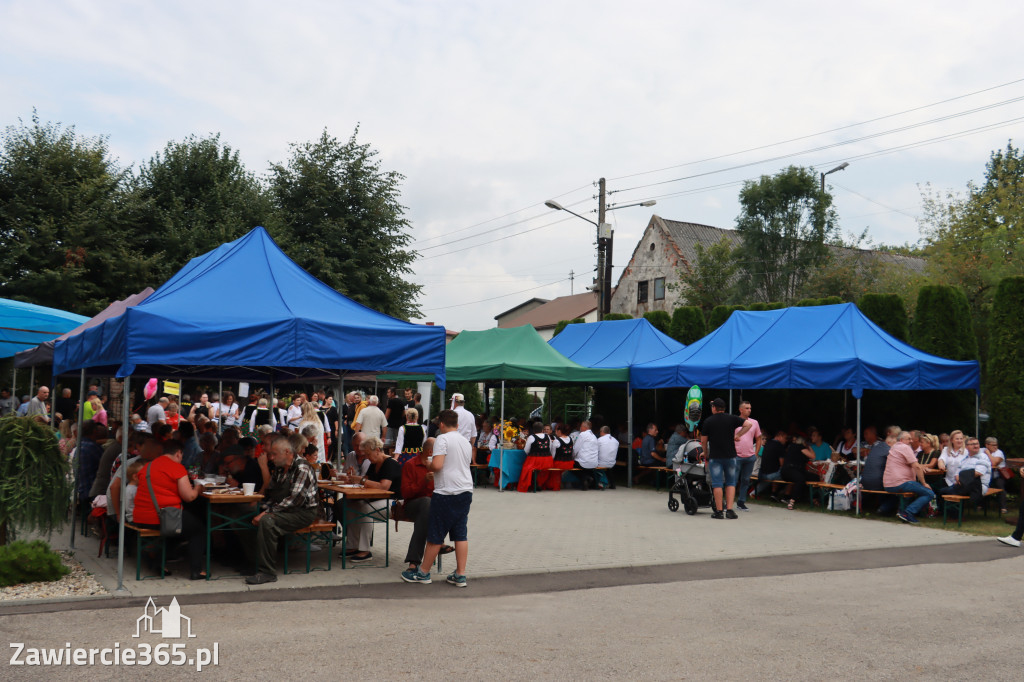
top-left (855, 397), bottom-right (862, 517)
top-left (499, 380), bottom-right (505, 493)
top-left (29, 367), bottom-right (34, 397)
top-left (115, 375), bottom-right (131, 594)
top-left (729, 389), bottom-right (733, 413)
top-left (70, 369), bottom-right (86, 549)
top-left (338, 372), bottom-right (346, 468)
top-left (11, 368), bottom-right (15, 402)
top-left (217, 381), bottom-right (223, 434)
top-left (627, 382), bottom-right (633, 488)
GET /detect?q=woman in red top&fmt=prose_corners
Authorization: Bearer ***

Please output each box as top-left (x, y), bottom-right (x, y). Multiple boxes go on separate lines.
top-left (133, 439), bottom-right (208, 579)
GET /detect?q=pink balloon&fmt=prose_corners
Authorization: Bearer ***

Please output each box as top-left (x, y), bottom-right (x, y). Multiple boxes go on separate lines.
top-left (144, 378), bottom-right (158, 400)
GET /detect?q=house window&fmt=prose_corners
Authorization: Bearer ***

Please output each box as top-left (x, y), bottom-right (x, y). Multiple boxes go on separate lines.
top-left (637, 280), bottom-right (649, 303)
top-left (654, 277), bottom-right (666, 300)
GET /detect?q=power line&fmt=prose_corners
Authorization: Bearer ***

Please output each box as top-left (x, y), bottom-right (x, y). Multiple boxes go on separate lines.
top-left (422, 277), bottom-right (570, 312)
top-left (832, 182), bottom-right (919, 219)
top-left (607, 76), bottom-right (1024, 183)
top-left (416, 214), bottom-right (579, 261)
top-left (609, 96), bottom-right (1024, 196)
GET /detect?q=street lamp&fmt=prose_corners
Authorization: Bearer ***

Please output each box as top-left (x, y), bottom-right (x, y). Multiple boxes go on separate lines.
top-left (545, 182), bottom-right (656, 319)
top-left (820, 162), bottom-right (849, 192)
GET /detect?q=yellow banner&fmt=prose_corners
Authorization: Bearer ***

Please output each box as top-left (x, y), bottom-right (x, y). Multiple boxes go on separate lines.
top-left (163, 381), bottom-right (180, 396)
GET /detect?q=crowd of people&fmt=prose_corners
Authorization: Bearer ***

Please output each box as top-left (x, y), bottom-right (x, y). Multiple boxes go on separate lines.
top-left (10, 378), bottom-right (1021, 580)
top-left (34, 381), bottom-right (472, 586)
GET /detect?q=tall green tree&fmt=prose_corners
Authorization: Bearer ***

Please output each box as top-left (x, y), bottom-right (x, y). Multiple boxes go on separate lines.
top-left (987, 276), bottom-right (1024, 454)
top-left (669, 306), bottom-right (706, 345)
top-left (858, 293), bottom-right (908, 341)
top-left (708, 304), bottom-right (745, 331)
top-left (912, 285), bottom-right (978, 431)
top-left (671, 237), bottom-right (738, 312)
top-left (0, 114), bottom-right (136, 314)
top-left (130, 134), bottom-right (275, 284)
top-left (269, 128), bottom-right (420, 319)
top-left (734, 165), bottom-right (838, 304)
top-left (919, 142), bottom-right (1024, 368)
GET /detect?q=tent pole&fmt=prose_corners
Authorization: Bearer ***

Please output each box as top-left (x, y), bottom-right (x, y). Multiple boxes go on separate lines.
top-left (115, 375), bottom-right (131, 594)
top-left (729, 389), bottom-right (733, 413)
top-left (843, 390), bottom-right (848, 425)
top-left (29, 367), bottom-right (34, 398)
top-left (217, 380), bottom-right (223, 435)
top-left (70, 369), bottom-right (86, 549)
top-left (627, 382), bottom-right (633, 488)
top-left (269, 371), bottom-right (275, 429)
top-left (338, 372), bottom-right (346, 468)
top-left (499, 380), bottom-right (505, 493)
top-left (11, 367), bottom-right (15, 403)
top-left (855, 396), bottom-right (862, 517)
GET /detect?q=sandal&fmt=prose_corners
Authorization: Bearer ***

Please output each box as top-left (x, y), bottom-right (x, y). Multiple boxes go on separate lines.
top-left (439, 545), bottom-right (455, 555)
top-left (787, 499), bottom-right (795, 510)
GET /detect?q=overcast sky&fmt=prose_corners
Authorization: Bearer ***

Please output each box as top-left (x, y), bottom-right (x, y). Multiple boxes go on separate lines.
top-left (3, 1), bottom-right (1023, 331)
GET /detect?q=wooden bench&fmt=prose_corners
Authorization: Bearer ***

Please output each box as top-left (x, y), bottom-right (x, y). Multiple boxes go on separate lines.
top-left (530, 467), bottom-right (611, 492)
top-left (283, 521), bottom-right (335, 574)
top-left (807, 482), bottom-right (847, 511)
top-left (470, 463), bottom-right (490, 488)
top-left (634, 465), bottom-right (674, 491)
top-left (942, 489), bottom-right (1002, 528)
top-left (125, 522), bottom-right (166, 581)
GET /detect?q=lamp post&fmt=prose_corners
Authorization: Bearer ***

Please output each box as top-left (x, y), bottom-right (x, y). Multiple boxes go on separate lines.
top-left (545, 182), bottom-right (655, 319)
top-left (820, 162), bottom-right (849, 192)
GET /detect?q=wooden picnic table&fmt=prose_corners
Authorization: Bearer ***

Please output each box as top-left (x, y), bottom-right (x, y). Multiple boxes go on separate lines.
top-left (200, 489), bottom-right (263, 580)
top-left (318, 481), bottom-right (393, 568)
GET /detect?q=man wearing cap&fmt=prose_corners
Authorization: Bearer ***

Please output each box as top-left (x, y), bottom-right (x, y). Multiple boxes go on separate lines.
top-left (699, 398), bottom-right (753, 519)
top-left (451, 393), bottom-right (478, 462)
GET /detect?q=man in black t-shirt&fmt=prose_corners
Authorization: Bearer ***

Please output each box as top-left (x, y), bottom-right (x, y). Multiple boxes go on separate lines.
top-left (699, 398), bottom-right (753, 519)
top-left (384, 388), bottom-right (406, 448)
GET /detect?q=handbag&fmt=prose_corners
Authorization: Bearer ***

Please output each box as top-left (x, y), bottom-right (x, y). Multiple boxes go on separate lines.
top-left (145, 463), bottom-right (183, 537)
top-left (998, 466), bottom-right (1014, 480)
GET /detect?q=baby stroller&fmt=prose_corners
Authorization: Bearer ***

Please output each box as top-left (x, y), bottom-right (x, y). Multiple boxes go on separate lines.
top-left (667, 440), bottom-right (713, 515)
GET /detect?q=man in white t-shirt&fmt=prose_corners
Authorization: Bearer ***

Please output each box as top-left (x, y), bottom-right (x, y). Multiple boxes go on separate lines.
top-left (402, 409), bottom-right (472, 587)
top-left (596, 426), bottom-right (619, 489)
top-left (451, 393), bottom-right (478, 461)
top-left (733, 401), bottom-right (762, 511)
top-left (353, 395), bottom-right (387, 440)
top-left (146, 397), bottom-right (168, 429)
top-left (572, 421), bottom-right (599, 490)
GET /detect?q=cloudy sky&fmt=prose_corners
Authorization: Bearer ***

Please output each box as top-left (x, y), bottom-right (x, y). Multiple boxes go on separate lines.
top-left (3, 1), bottom-right (1023, 331)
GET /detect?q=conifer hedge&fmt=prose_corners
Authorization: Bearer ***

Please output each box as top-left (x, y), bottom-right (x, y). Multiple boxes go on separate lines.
top-left (858, 293), bottom-right (908, 341)
top-left (987, 276), bottom-right (1024, 455)
top-left (670, 306), bottom-right (707, 345)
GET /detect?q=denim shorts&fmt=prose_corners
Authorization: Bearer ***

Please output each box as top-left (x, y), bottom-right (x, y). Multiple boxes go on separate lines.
top-left (707, 458), bottom-right (739, 489)
top-left (427, 491), bottom-right (472, 544)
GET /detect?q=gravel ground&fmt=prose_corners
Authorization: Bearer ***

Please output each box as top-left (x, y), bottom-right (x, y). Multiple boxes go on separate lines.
top-left (0, 551), bottom-right (108, 602)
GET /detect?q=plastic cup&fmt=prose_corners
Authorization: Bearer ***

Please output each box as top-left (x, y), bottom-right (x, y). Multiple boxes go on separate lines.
top-left (242, 482), bottom-right (256, 496)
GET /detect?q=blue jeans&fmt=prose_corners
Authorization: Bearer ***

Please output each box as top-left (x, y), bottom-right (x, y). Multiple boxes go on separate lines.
top-left (708, 458), bottom-right (738, 490)
top-left (756, 470), bottom-right (781, 497)
top-left (884, 481), bottom-right (935, 516)
top-left (736, 457), bottom-right (756, 502)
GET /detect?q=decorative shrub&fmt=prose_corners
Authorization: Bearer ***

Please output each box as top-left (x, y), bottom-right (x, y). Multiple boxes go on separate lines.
top-left (858, 293), bottom-right (908, 341)
top-left (602, 313), bottom-right (632, 321)
top-left (708, 305), bottom-right (746, 331)
top-left (0, 540), bottom-right (69, 587)
top-left (0, 417), bottom-right (72, 545)
top-left (642, 310), bottom-right (672, 335)
top-left (670, 306), bottom-right (707, 345)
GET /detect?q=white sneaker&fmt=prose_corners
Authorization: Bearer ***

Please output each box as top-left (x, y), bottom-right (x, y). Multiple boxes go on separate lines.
top-left (997, 536), bottom-right (1021, 548)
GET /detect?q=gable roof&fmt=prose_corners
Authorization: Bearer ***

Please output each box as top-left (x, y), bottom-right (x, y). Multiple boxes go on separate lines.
top-left (498, 292), bottom-right (598, 330)
top-left (616, 215), bottom-right (926, 290)
top-left (494, 297), bottom-right (550, 321)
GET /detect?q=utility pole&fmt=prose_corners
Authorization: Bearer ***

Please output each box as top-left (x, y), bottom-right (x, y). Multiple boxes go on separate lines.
top-left (569, 269), bottom-right (574, 295)
top-left (596, 177), bottom-right (608, 320)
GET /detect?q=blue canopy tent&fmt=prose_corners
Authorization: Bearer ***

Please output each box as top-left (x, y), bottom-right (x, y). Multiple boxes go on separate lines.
top-left (1, 297), bottom-right (88, 407)
top-left (630, 303), bottom-right (980, 513)
top-left (549, 318), bottom-right (686, 486)
top-left (53, 226), bottom-right (447, 591)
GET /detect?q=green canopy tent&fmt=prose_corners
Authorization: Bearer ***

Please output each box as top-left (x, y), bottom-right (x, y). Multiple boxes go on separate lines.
top-left (383, 325), bottom-right (627, 488)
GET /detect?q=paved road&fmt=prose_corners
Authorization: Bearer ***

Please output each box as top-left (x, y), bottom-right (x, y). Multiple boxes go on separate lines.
top-left (4, 550), bottom-right (1022, 680)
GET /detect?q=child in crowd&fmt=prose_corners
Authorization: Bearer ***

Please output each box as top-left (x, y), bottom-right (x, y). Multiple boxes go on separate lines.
top-left (124, 461), bottom-right (144, 523)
